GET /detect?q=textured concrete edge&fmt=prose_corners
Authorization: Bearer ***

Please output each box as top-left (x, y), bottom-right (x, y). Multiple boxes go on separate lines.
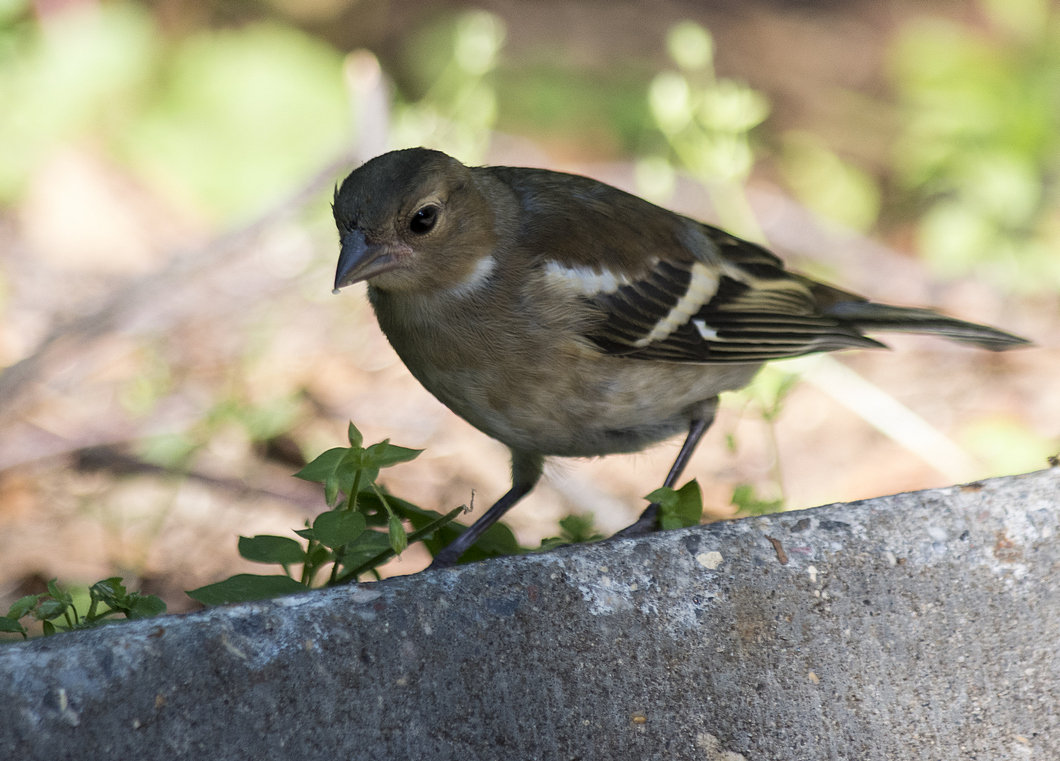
top-left (2, 467), bottom-right (1056, 662)
top-left (1, 467), bottom-right (1058, 760)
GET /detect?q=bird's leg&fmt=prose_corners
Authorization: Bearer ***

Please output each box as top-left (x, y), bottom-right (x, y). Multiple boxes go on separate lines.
top-left (429, 451), bottom-right (544, 569)
top-left (614, 403), bottom-right (717, 539)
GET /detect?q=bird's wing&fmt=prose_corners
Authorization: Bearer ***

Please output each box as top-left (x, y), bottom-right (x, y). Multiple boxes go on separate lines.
top-left (544, 225), bottom-right (884, 364)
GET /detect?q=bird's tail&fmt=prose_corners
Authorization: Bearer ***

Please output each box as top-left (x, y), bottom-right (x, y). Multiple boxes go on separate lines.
top-left (823, 301), bottom-right (1030, 351)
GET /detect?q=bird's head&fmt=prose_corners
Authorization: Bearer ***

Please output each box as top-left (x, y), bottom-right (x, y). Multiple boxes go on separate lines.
top-left (332, 148), bottom-right (495, 295)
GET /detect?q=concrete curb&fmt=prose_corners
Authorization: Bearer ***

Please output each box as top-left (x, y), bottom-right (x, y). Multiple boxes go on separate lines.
top-left (2, 468), bottom-right (1058, 760)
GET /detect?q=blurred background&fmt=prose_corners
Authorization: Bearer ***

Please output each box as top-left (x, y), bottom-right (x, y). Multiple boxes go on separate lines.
top-left (1, 0), bottom-right (1057, 614)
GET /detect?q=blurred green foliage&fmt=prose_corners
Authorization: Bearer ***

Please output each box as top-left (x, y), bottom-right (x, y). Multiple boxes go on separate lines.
top-left (392, 10), bottom-right (505, 163)
top-left (499, 63), bottom-right (652, 154)
top-left (0, 2), bottom-right (350, 217)
top-left (778, 131), bottom-right (881, 233)
top-left (730, 483), bottom-right (784, 517)
top-left (5, 1), bottom-right (1055, 279)
top-left (638, 21), bottom-right (770, 238)
top-left (0, 2), bottom-right (151, 201)
top-left (123, 22), bottom-right (349, 218)
top-left (890, 0), bottom-right (1060, 292)
top-left (723, 364), bottom-right (798, 512)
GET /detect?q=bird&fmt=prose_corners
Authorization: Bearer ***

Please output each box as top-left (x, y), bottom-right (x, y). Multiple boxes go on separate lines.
top-left (331, 147), bottom-right (1029, 567)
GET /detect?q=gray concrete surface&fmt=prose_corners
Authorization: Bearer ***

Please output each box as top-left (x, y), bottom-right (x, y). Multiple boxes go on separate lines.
top-left (1, 468), bottom-right (1058, 760)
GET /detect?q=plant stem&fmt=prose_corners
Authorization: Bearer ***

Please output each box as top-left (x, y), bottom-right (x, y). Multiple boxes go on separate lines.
top-left (332, 506), bottom-right (464, 585)
top-left (346, 470), bottom-right (363, 512)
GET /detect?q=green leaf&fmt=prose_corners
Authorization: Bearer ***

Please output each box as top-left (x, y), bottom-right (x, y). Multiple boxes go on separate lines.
top-left (334, 530), bottom-right (393, 574)
top-left (352, 490), bottom-right (400, 525)
top-left (325, 477), bottom-right (340, 508)
top-left (126, 594), bottom-right (167, 619)
top-left (89, 577), bottom-right (129, 609)
top-left (649, 480), bottom-right (704, 530)
top-left (294, 438), bottom-right (423, 502)
top-left (36, 599), bottom-right (67, 621)
top-left (363, 440), bottom-right (423, 469)
top-left (186, 574), bottom-right (307, 606)
top-left (46, 578), bottom-right (72, 606)
top-left (378, 494), bottom-right (521, 561)
top-left (420, 516), bottom-right (521, 562)
top-left (293, 446), bottom-right (358, 506)
top-left (293, 447), bottom-right (347, 484)
top-left (463, 522), bottom-right (521, 560)
top-left (387, 514), bottom-right (408, 555)
top-left (0, 616), bottom-right (26, 634)
top-left (328, 535), bottom-right (385, 582)
top-left (347, 529), bottom-right (393, 555)
top-left (384, 494), bottom-right (448, 522)
top-left (347, 422), bottom-right (363, 448)
top-left (340, 446), bottom-right (377, 485)
top-left (7, 595), bottom-right (40, 619)
top-left (645, 487), bottom-right (673, 507)
top-left (304, 543), bottom-right (332, 568)
top-left (312, 510), bottom-right (367, 548)
top-left (238, 535), bottom-right (306, 564)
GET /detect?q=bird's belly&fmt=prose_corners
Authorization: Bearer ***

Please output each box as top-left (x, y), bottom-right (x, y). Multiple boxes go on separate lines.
top-left (415, 350), bottom-right (760, 458)
top-left (372, 289), bottom-right (759, 458)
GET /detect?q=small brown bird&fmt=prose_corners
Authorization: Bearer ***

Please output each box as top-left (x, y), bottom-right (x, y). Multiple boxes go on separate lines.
top-left (332, 147), bottom-right (1028, 566)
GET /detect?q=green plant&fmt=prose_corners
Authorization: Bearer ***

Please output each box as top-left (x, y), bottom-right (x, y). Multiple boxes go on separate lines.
top-left (1, 423), bottom-right (708, 637)
top-left (0, 578), bottom-right (166, 639)
top-left (647, 480), bottom-right (706, 530)
top-left (537, 513), bottom-right (605, 552)
top-left (536, 482), bottom-right (704, 553)
top-left (186, 423), bottom-right (709, 608)
top-left (0, 432), bottom-right (709, 638)
top-left (186, 423), bottom-right (519, 605)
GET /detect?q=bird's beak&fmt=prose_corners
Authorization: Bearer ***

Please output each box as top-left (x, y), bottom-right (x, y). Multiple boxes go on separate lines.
top-left (333, 229), bottom-right (401, 291)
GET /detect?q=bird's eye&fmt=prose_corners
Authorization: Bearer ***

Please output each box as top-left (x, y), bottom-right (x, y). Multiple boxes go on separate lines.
top-left (409, 205), bottom-right (439, 234)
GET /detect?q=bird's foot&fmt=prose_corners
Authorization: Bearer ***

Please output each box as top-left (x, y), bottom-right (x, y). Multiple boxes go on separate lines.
top-left (612, 502), bottom-right (660, 539)
top-left (427, 546), bottom-right (461, 570)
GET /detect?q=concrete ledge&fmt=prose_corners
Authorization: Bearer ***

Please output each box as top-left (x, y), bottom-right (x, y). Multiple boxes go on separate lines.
top-left (2, 469), bottom-right (1058, 760)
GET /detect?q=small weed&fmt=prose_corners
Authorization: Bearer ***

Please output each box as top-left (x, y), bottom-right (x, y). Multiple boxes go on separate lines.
top-left (0, 578), bottom-right (166, 640)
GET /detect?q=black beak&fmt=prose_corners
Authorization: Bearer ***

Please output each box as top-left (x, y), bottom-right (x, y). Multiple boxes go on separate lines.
top-left (334, 230), bottom-right (398, 291)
